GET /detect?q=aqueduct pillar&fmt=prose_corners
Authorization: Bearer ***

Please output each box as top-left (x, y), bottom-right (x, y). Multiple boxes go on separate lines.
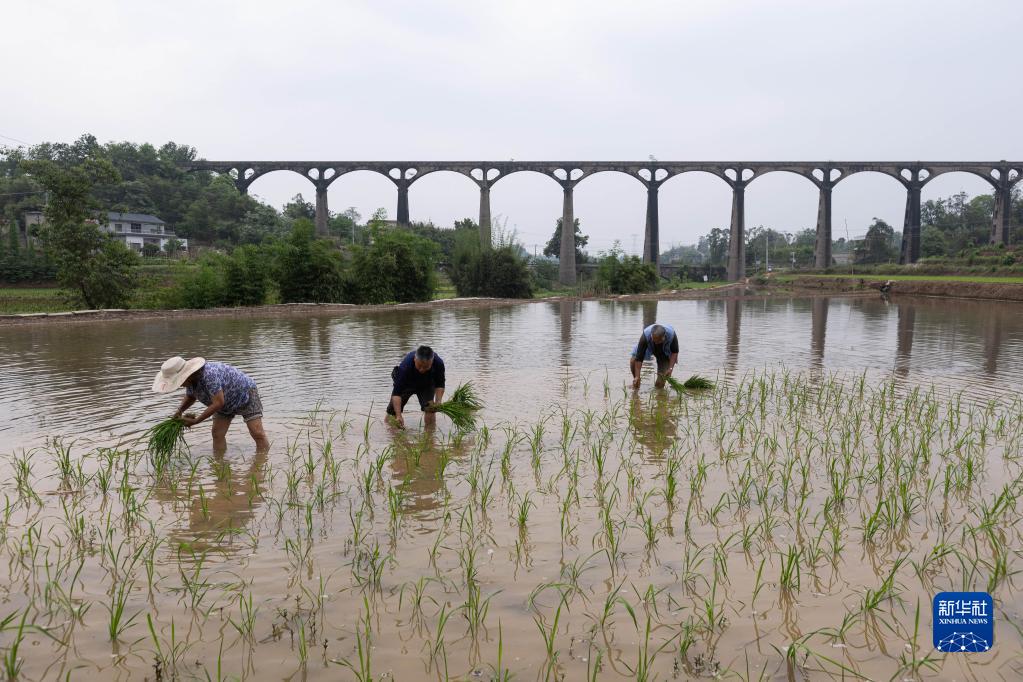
top-left (396, 182), bottom-right (410, 226)
top-left (559, 185), bottom-right (577, 285)
top-left (479, 184), bottom-right (492, 248)
top-left (727, 184), bottom-right (746, 281)
top-left (814, 182), bottom-right (833, 269)
top-left (642, 183), bottom-right (660, 265)
top-left (314, 183), bottom-right (329, 237)
top-left (992, 181), bottom-right (1012, 245)
top-left (899, 183), bottom-right (922, 264)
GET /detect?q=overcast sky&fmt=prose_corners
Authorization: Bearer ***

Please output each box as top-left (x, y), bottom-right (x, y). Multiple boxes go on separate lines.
top-left (5, 0), bottom-right (1021, 254)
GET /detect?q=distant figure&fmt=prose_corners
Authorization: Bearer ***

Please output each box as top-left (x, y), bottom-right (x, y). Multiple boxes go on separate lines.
top-left (153, 356), bottom-right (269, 452)
top-left (387, 345), bottom-right (446, 429)
top-left (880, 280), bottom-right (894, 294)
top-left (630, 323), bottom-right (679, 389)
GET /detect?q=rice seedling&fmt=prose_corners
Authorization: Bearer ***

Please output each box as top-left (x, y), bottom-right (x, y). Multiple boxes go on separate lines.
top-left (430, 382), bottom-right (484, 431)
top-left (2, 363), bottom-right (1021, 680)
top-left (144, 417), bottom-right (188, 465)
top-left (106, 578), bottom-right (141, 641)
top-left (665, 374), bottom-right (716, 393)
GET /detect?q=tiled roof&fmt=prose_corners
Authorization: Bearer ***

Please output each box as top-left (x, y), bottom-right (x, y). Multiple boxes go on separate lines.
top-left (108, 212), bottom-right (165, 225)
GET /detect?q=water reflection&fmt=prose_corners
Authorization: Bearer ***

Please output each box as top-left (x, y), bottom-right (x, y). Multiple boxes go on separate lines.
top-left (641, 300), bottom-right (658, 329)
top-left (388, 431), bottom-right (469, 518)
top-left (629, 392), bottom-right (677, 462)
top-left (810, 297), bottom-right (829, 371)
top-left (725, 298), bottom-right (742, 376)
top-left (895, 305), bottom-right (915, 378)
top-left (985, 311), bottom-right (1003, 376)
top-left (4, 296), bottom-right (1023, 450)
top-left (157, 450), bottom-right (268, 553)
top-left (554, 300), bottom-right (581, 369)
top-left (479, 307), bottom-right (491, 362)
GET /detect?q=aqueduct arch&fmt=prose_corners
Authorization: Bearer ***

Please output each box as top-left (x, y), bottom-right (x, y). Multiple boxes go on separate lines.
top-left (189, 160), bottom-right (1023, 284)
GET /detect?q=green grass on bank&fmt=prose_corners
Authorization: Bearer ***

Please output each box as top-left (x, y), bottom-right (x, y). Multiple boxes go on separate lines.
top-left (777, 273), bottom-right (1023, 285)
top-left (1, 278), bottom-right (734, 314)
top-left (0, 287), bottom-right (69, 314)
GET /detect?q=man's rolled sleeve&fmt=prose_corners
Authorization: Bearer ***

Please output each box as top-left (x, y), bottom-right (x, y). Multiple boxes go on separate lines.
top-left (633, 334), bottom-right (649, 360)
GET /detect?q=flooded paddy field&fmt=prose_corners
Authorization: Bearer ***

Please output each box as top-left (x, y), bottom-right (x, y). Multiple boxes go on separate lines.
top-left (1, 296), bottom-right (1022, 680)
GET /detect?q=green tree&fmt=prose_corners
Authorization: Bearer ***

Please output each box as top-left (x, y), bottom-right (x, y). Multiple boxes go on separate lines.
top-left (23, 157), bottom-right (139, 308)
top-left (697, 228), bottom-right (729, 267)
top-left (276, 219), bottom-right (345, 303)
top-left (544, 218), bottom-right (589, 262)
top-left (7, 220), bottom-right (19, 254)
top-left (329, 207), bottom-right (362, 242)
top-left (920, 225), bottom-right (948, 259)
top-left (223, 245), bottom-right (270, 306)
top-left (595, 242), bottom-right (658, 293)
top-left (283, 194), bottom-right (315, 221)
top-left (163, 238), bottom-right (184, 256)
top-left (347, 227), bottom-right (439, 303)
top-left (169, 253), bottom-right (229, 309)
top-left (450, 227), bottom-right (533, 298)
top-left (855, 218), bottom-right (898, 264)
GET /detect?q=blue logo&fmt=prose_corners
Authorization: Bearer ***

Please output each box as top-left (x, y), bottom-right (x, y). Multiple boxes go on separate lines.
top-left (933, 592), bottom-right (993, 652)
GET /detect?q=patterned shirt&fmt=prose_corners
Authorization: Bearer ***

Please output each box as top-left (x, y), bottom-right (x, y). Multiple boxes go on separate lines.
top-left (186, 362), bottom-right (257, 413)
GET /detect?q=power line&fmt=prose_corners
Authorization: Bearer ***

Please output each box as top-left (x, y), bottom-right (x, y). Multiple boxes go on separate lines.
top-left (0, 133), bottom-right (31, 145)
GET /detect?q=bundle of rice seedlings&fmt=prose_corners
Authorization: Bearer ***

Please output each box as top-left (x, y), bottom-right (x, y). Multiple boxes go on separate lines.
top-left (145, 418), bottom-right (187, 459)
top-left (664, 374), bottom-right (716, 393)
top-left (430, 382), bottom-right (484, 430)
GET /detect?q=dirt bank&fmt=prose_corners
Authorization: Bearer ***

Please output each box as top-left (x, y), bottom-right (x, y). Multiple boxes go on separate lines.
top-left (0, 283), bottom-right (774, 328)
top-left (781, 276), bottom-right (1023, 302)
top-left (7, 276), bottom-right (1018, 328)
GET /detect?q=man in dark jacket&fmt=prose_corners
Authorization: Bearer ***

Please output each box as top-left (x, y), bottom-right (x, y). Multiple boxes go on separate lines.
top-left (630, 323), bottom-right (679, 389)
top-left (387, 345), bottom-right (446, 428)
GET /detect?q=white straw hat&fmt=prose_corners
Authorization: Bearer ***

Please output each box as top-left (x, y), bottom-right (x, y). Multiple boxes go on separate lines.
top-left (152, 356), bottom-right (206, 393)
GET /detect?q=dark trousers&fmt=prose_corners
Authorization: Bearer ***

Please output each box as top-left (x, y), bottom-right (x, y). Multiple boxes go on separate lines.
top-left (385, 365), bottom-right (435, 414)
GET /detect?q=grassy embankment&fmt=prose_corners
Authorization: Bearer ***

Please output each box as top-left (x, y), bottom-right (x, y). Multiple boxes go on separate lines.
top-left (775, 273), bottom-right (1023, 284)
top-left (0, 287), bottom-right (67, 314)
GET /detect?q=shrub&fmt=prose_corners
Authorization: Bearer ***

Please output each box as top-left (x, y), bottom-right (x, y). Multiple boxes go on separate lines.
top-left (346, 228), bottom-right (439, 303)
top-left (60, 238), bottom-right (141, 308)
top-left (222, 244), bottom-right (270, 306)
top-left (142, 243), bottom-right (161, 258)
top-left (595, 243), bottom-right (658, 294)
top-left (169, 255), bottom-right (228, 309)
top-left (529, 257), bottom-right (561, 291)
top-left (451, 231), bottom-right (533, 298)
top-left (276, 220), bottom-right (346, 303)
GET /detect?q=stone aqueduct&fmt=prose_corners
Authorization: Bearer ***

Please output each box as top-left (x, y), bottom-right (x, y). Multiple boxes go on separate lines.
top-left (187, 160), bottom-right (1023, 284)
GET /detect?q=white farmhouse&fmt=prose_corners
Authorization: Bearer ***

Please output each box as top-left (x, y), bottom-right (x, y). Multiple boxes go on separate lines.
top-left (104, 212), bottom-right (188, 252)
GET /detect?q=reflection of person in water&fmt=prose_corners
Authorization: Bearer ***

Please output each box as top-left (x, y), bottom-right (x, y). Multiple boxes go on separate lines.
top-left (628, 392), bottom-right (678, 462)
top-left (630, 324), bottom-right (679, 389)
top-left (156, 450), bottom-right (268, 554)
top-left (387, 430), bottom-right (466, 517)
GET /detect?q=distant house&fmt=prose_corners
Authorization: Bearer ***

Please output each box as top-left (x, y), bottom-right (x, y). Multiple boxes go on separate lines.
top-left (104, 212), bottom-right (188, 252)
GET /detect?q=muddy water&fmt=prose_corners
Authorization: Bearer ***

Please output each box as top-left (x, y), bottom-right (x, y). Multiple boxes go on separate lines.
top-left (0, 295), bottom-right (1021, 681)
top-left (2, 296), bottom-right (1021, 450)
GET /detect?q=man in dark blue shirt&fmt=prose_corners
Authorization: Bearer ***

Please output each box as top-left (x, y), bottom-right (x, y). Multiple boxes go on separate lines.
top-left (387, 345), bottom-right (446, 428)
